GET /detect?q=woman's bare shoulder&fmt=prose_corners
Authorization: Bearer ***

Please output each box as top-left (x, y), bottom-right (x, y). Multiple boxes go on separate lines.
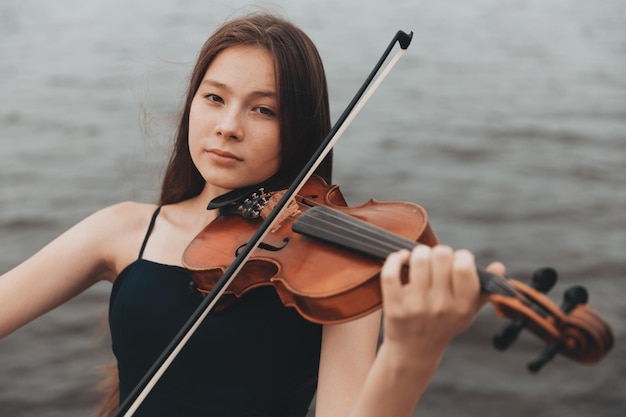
top-left (95, 201), bottom-right (159, 227)
top-left (78, 201), bottom-right (159, 241)
top-left (0, 201), bottom-right (162, 336)
top-left (75, 201), bottom-right (160, 275)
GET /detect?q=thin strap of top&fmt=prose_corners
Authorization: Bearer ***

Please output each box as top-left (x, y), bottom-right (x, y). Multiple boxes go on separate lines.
top-left (138, 206), bottom-right (162, 259)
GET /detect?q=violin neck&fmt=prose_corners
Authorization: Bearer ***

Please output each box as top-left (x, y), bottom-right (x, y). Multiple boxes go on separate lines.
top-left (293, 205), bottom-right (515, 297)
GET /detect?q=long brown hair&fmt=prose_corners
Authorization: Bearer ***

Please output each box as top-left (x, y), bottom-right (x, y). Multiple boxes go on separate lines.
top-left (95, 13), bottom-right (332, 417)
top-left (159, 12), bottom-right (332, 205)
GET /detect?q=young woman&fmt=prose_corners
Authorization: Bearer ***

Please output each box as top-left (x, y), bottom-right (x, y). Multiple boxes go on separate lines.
top-left (0, 13), bottom-right (505, 417)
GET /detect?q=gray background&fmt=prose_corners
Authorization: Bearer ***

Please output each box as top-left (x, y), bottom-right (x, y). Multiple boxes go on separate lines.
top-left (1, 1), bottom-right (624, 416)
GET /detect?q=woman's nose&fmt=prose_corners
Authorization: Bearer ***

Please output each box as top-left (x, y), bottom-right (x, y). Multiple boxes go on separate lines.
top-left (215, 107), bottom-right (243, 141)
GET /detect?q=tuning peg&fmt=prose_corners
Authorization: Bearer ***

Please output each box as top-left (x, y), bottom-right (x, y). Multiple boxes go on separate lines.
top-left (493, 320), bottom-right (526, 351)
top-left (526, 285), bottom-right (589, 373)
top-left (493, 267), bottom-right (558, 351)
top-left (531, 267), bottom-right (558, 293)
top-left (527, 341), bottom-right (562, 373)
top-left (561, 285), bottom-right (588, 313)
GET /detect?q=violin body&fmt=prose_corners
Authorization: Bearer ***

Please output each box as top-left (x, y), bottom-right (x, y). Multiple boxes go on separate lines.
top-left (183, 175), bottom-right (438, 324)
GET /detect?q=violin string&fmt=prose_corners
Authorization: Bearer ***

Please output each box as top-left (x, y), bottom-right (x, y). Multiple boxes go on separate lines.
top-left (478, 271), bottom-right (520, 298)
top-left (297, 206), bottom-right (415, 258)
top-left (296, 207), bottom-right (559, 322)
top-left (295, 204), bottom-right (406, 256)
top-left (295, 206), bottom-right (525, 299)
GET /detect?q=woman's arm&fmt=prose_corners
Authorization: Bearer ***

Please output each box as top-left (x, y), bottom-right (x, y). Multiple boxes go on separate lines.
top-left (315, 245), bottom-right (506, 417)
top-left (315, 309), bottom-right (382, 417)
top-left (0, 202), bottom-right (153, 338)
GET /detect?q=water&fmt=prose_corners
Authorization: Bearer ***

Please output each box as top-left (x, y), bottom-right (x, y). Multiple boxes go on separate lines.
top-left (1, 0), bottom-right (625, 416)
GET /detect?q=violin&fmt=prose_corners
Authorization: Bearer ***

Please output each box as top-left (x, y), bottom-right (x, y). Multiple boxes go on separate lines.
top-left (182, 175), bottom-right (614, 373)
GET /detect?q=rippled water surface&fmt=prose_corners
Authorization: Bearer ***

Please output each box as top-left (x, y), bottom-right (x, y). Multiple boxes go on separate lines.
top-left (1, 0), bottom-right (625, 416)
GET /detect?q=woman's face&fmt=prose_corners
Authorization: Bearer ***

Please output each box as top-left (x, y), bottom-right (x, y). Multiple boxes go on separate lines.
top-left (188, 46), bottom-right (281, 194)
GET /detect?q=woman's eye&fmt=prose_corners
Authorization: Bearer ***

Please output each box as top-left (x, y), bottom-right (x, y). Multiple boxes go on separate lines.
top-left (205, 94), bottom-right (223, 104)
top-left (255, 106), bottom-right (276, 117)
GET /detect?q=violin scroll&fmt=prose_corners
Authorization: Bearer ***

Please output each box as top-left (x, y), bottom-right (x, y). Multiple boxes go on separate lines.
top-left (487, 268), bottom-right (614, 373)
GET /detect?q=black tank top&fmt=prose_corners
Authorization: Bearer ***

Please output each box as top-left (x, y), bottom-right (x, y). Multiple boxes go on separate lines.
top-left (109, 207), bottom-right (322, 417)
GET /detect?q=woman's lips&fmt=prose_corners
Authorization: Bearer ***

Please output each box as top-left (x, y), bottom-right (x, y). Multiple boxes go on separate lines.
top-left (207, 148), bottom-right (243, 163)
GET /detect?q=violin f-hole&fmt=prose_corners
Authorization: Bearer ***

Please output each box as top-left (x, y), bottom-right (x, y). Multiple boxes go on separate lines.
top-left (299, 195), bottom-right (320, 207)
top-left (235, 238), bottom-right (290, 256)
top-left (259, 239), bottom-right (290, 252)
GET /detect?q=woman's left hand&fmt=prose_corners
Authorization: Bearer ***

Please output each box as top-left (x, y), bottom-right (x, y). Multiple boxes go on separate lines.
top-left (379, 245), bottom-right (506, 359)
